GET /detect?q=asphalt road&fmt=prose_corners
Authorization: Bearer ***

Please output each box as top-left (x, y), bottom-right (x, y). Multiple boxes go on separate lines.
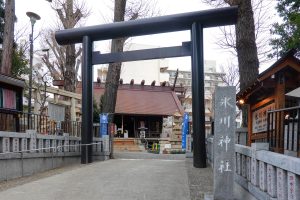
top-left (0, 158), bottom-right (190, 200)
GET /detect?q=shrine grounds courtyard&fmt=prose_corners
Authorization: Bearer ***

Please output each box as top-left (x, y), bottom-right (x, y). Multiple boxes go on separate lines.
top-left (0, 152), bottom-right (255, 200)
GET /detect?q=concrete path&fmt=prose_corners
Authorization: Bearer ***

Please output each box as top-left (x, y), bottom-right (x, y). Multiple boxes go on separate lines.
top-left (0, 158), bottom-right (190, 200)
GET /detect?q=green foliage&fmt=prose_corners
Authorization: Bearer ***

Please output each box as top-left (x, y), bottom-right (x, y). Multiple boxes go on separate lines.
top-left (11, 46), bottom-right (29, 78)
top-left (93, 98), bottom-right (101, 123)
top-left (270, 0), bottom-right (300, 57)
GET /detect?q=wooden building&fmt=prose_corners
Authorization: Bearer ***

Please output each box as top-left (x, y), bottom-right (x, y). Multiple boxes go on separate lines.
top-left (0, 73), bottom-right (25, 132)
top-left (237, 50), bottom-right (300, 156)
top-left (76, 82), bottom-right (184, 139)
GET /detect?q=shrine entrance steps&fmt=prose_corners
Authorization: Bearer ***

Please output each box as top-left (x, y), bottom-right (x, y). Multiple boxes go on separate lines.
top-left (113, 138), bottom-right (144, 152)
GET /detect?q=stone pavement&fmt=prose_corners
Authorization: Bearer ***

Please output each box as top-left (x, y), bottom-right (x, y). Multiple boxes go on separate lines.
top-left (0, 155), bottom-right (190, 200)
top-left (186, 157), bottom-right (256, 200)
top-left (0, 152), bottom-right (256, 200)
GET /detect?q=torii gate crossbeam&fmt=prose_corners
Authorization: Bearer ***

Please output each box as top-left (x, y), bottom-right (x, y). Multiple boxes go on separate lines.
top-left (55, 6), bottom-right (238, 168)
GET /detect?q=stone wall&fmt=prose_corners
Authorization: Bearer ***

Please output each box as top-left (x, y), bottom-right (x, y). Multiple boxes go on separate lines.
top-left (207, 138), bottom-right (300, 200)
top-left (0, 131), bottom-right (110, 182)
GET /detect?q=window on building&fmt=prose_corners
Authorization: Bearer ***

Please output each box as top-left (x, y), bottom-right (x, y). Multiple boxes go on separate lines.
top-left (170, 72), bottom-right (176, 77)
top-left (205, 82), bottom-right (211, 87)
top-left (178, 73), bottom-right (184, 78)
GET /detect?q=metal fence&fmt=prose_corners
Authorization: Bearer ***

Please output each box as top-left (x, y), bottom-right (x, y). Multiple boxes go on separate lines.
top-left (267, 106), bottom-right (300, 155)
top-left (0, 108), bottom-right (81, 137)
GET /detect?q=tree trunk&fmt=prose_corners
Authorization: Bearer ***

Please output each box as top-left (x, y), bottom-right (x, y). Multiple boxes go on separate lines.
top-left (236, 1), bottom-right (259, 127)
top-left (59, 0), bottom-right (78, 121)
top-left (225, 1), bottom-right (259, 128)
top-left (1, 0), bottom-right (15, 75)
top-left (102, 0), bottom-right (126, 117)
top-left (235, 0), bottom-right (259, 91)
top-left (64, 44), bottom-right (76, 121)
top-left (102, 0), bottom-right (126, 159)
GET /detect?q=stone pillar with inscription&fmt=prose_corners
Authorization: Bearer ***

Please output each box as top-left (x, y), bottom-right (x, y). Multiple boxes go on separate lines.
top-left (287, 172), bottom-right (300, 200)
top-left (11, 138), bottom-right (19, 152)
top-left (69, 140), bottom-right (75, 152)
top-left (20, 138), bottom-right (27, 152)
top-left (250, 143), bottom-right (269, 186)
top-left (267, 164), bottom-right (277, 198)
top-left (213, 86), bottom-right (236, 200)
top-left (241, 155), bottom-right (246, 178)
top-left (0, 137), bottom-right (10, 153)
top-left (103, 135), bottom-right (110, 153)
top-left (64, 133), bottom-right (70, 152)
top-left (27, 130), bottom-right (37, 153)
top-left (259, 161), bottom-right (267, 191)
top-left (37, 139), bottom-right (43, 153)
top-left (277, 168), bottom-right (288, 200)
top-left (44, 139), bottom-right (51, 153)
top-left (246, 157), bottom-right (251, 181)
top-left (57, 140), bottom-right (63, 152)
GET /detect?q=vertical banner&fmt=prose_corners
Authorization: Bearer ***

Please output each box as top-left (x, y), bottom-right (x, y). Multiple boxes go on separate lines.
top-left (99, 113), bottom-right (108, 137)
top-left (181, 112), bottom-right (189, 150)
top-left (213, 86), bottom-right (236, 200)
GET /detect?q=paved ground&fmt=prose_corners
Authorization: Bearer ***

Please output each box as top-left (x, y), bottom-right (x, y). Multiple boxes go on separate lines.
top-left (0, 152), bottom-right (256, 200)
top-left (0, 155), bottom-right (190, 200)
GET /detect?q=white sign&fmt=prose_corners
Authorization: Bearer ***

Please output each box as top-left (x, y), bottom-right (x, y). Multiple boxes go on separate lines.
top-left (252, 103), bottom-right (275, 133)
top-left (48, 103), bottom-right (65, 122)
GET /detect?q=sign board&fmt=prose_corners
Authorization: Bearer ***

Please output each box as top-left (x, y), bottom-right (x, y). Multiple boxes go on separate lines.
top-left (252, 103), bottom-right (275, 133)
top-left (99, 114), bottom-right (109, 137)
top-left (213, 86), bottom-right (236, 199)
top-left (48, 103), bottom-right (65, 122)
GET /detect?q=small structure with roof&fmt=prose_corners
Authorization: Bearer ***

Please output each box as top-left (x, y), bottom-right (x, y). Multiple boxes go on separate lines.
top-left (76, 81), bottom-right (185, 152)
top-left (0, 73), bottom-right (25, 132)
top-left (237, 49), bottom-right (300, 157)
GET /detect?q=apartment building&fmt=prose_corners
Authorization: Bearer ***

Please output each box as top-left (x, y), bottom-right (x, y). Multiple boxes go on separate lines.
top-left (166, 60), bottom-right (226, 137)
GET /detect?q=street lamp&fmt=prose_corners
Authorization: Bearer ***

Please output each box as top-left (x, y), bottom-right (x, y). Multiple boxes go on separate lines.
top-left (26, 11), bottom-right (40, 126)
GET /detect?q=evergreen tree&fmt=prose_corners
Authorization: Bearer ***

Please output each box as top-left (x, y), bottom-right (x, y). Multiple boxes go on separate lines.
top-left (0, 0), bottom-right (28, 78)
top-left (270, 0), bottom-right (300, 57)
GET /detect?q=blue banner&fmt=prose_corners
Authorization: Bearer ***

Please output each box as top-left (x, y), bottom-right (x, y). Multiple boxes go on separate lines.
top-left (181, 112), bottom-right (189, 150)
top-left (100, 113), bottom-right (108, 124)
top-left (100, 123), bottom-right (108, 137)
top-left (99, 113), bottom-right (109, 137)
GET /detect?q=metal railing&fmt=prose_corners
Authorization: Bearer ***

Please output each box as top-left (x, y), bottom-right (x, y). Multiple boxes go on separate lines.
top-left (267, 106), bottom-right (300, 154)
top-left (0, 108), bottom-right (81, 136)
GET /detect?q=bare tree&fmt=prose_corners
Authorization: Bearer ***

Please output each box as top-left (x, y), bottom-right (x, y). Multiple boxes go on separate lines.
top-left (42, 0), bottom-right (88, 90)
top-left (41, 0), bottom-right (89, 120)
top-left (203, 0), bottom-right (259, 90)
top-left (33, 70), bottom-right (51, 115)
top-left (215, 0), bottom-right (273, 63)
top-left (41, 31), bottom-right (81, 83)
top-left (202, 0), bottom-right (261, 128)
top-left (219, 62), bottom-right (239, 88)
top-left (102, 0), bottom-right (158, 116)
top-left (1, 0), bottom-right (15, 75)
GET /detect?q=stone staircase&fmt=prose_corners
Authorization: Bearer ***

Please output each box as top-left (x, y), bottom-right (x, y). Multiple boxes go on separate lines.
top-left (113, 138), bottom-right (144, 152)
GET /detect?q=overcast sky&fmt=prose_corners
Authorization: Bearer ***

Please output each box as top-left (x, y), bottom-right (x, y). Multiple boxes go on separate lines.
top-left (15, 0), bottom-right (278, 74)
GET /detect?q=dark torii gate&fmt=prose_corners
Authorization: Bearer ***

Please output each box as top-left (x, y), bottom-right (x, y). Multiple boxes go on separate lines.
top-left (55, 7), bottom-right (238, 168)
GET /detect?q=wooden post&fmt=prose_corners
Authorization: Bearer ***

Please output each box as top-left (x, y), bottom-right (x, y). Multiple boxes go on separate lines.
top-left (70, 97), bottom-right (76, 121)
